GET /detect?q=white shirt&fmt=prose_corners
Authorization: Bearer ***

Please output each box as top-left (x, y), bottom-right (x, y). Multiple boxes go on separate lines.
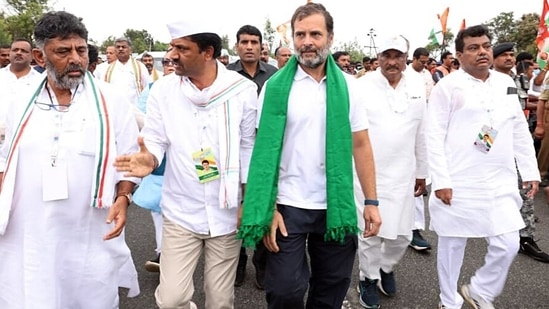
top-left (356, 70), bottom-right (427, 238)
top-left (427, 69), bottom-right (539, 237)
top-left (142, 67), bottom-right (257, 237)
top-left (94, 58), bottom-right (150, 107)
top-left (0, 79), bottom-right (140, 308)
top-left (406, 64), bottom-right (434, 101)
top-left (0, 66), bottom-right (43, 144)
top-left (257, 65), bottom-right (369, 210)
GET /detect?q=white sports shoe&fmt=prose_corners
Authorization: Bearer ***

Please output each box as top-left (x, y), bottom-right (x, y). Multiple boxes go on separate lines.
top-left (459, 284), bottom-right (495, 309)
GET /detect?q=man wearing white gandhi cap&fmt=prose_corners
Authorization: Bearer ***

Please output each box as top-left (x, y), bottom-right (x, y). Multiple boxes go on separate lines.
top-left (114, 18), bottom-right (258, 309)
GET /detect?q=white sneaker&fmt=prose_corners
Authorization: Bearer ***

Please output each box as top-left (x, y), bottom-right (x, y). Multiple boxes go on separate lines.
top-left (459, 284), bottom-right (495, 309)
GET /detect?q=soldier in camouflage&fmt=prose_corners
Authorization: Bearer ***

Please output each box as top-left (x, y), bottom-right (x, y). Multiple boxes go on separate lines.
top-left (493, 42), bottom-right (549, 263)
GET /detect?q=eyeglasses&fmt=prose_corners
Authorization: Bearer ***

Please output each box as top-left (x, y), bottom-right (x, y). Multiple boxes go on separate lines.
top-left (34, 83), bottom-right (78, 112)
top-left (162, 59), bottom-right (174, 66)
top-left (261, 52), bottom-right (269, 55)
top-left (34, 101), bottom-right (71, 112)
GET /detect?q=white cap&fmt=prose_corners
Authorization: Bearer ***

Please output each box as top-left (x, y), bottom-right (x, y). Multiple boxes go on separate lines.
top-left (166, 19), bottom-right (220, 39)
top-left (221, 49), bottom-right (229, 57)
top-left (379, 35), bottom-right (409, 54)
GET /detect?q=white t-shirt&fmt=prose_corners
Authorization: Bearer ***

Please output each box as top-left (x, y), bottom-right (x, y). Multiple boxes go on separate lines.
top-left (257, 65), bottom-right (369, 210)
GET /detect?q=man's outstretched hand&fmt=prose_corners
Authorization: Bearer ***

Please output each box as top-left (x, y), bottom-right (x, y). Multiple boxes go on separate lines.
top-left (114, 136), bottom-right (156, 178)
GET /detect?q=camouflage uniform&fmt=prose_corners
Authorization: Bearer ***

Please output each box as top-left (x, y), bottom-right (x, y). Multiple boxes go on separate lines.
top-left (517, 169), bottom-right (535, 238)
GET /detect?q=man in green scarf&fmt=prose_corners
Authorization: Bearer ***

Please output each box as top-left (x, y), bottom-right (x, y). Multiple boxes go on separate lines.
top-left (238, 2), bottom-right (381, 308)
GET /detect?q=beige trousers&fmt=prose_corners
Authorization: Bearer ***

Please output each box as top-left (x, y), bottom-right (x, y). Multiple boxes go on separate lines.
top-left (537, 105), bottom-right (549, 178)
top-left (155, 217), bottom-right (241, 309)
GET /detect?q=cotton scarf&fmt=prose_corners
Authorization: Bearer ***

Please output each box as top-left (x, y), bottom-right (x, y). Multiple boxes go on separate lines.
top-left (180, 64), bottom-right (255, 209)
top-left (238, 55), bottom-right (359, 248)
top-left (0, 72), bottom-right (116, 235)
top-left (105, 57), bottom-right (144, 93)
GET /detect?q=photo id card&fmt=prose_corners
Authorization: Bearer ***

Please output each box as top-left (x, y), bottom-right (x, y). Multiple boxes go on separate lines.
top-left (192, 147), bottom-right (220, 183)
top-left (473, 125), bottom-right (498, 154)
top-left (42, 162), bottom-right (69, 201)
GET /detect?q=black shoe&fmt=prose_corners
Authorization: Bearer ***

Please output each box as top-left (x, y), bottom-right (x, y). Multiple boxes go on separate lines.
top-left (409, 229), bottom-right (432, 251)
top-left (378, 268), bottom-right (396, 297)
top-left (145, 253), bottom-right (160, 272)
top-left (520, 237), bottom-right (549, 263)
top-left (357, 278), bottom-right (379, 308)
top-left (234, 249), bottom-right (247, 287)
top-left (252, 252), bottom-right (265, 290)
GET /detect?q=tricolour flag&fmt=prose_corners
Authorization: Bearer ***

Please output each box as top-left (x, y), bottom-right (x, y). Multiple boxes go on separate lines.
top-left (428, 28), bottom-right (443, 45)
top-left (536, 0), bottom-right (549, 69)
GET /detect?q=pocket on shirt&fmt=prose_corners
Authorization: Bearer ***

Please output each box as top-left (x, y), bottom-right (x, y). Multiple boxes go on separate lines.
top-left (78, 123), bottom-right (96, 156)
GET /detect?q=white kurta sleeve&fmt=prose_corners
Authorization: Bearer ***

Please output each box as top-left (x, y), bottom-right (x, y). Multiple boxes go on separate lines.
top-left (426, 83), bottom-right (453, 191)
top-left (110, 86), bottom-right (141, 184)
top-left (238, 86), bottom-right (257, 184)
top-left (513, 102), bottom-right (541, 182)
top-left (415, 104), bottom-right (428, 179)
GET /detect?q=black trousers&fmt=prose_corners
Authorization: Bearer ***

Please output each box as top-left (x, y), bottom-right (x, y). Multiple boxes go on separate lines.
top-left (265, 204), bottom-right (357, 309)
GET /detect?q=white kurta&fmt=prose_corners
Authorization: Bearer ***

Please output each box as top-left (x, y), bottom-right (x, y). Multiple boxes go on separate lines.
top-left (0, 78), bottom-right (140, 309)
top-left (142, 65), bottom-right (257, 237)
top-left (0, 67), bottom-right (43, 144)
top-left (355, 70), bottom-right (428, 239)
top-left (94, 58), bottom-right (150, 106)
top-left (427, 69), bottom-right (540, 237)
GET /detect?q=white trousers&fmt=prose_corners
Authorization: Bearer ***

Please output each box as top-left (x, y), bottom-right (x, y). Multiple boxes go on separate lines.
top-left (414, 195), bottom-right (426, 230)
top-left (151, 211), bottom-right (163, 254)
top-left (358, 234), bottom-right (411, 280)
top-left (437, 231), bottom-right (519, 309)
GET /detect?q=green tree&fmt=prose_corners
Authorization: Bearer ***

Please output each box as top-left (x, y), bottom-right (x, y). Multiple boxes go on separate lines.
top-left (513, 13), bottom-right (539, 55)
top-left (333, 39), bottom-right (366, 63)
top-left (123, 29), bottom-right (154, 53)
top-left (99, 36), bottom-right (116, 53)
top-left (485, 12), bottom-right (538, 56)
top-left (263, 18), bottom-right (276, 55)
top-left (485, 12), bottom-right (516, 45)
top-left (0, 14), bottom-right (12, 45)
top-left (0, 0), bottom-right (50, 43)
top-left (221, 34), bottom-right (233, 55)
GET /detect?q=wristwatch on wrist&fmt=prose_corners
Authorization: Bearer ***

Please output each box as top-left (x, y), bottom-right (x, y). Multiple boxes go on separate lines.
top-left (364, 199), bottom-right (379, 206)
top-left (116, 192), bottom-right (133, 204)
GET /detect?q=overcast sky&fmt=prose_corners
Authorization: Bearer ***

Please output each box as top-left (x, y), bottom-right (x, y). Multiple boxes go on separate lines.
top-left (2, 0), bottom-right (544, 53)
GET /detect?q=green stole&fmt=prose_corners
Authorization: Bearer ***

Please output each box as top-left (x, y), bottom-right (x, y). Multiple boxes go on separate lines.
top-left (238, 55), bottom-right (359, 248)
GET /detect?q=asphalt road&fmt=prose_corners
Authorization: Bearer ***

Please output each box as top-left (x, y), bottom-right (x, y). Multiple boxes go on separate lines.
top-left (120, 191), bottom-right (549, 309)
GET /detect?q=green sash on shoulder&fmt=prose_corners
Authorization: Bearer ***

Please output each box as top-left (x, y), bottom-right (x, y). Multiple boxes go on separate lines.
top-left (238, 55), bottom-right (359, 248)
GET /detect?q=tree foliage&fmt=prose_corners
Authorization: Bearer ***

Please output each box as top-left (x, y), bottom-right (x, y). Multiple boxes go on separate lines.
top-left (263, 18), bottom-right (276, 55)
top-left (485, 12), bottom-right (539, 56)
top-left (333, 39), bottom-right (366, 63)
top-left (0, 0), bottom-right (50, 44)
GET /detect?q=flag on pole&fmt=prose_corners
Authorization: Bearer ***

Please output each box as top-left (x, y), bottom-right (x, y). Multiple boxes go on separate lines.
top-left (428, 28), bottom-right (443, 45)
top-left (428, 8), bottom-right (448, 46)
top-left (438, 7), bottom-right (450, 35)
top-left (460, 19), bottom-right (466, 31)
top-left (536, 0), bottom-right (549, 69)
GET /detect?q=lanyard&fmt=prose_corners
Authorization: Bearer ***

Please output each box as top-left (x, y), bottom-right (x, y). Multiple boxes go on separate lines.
top-left (50, 113), bottom-right (62, 166)
top-left (43, 82), bottom-right (79, 167)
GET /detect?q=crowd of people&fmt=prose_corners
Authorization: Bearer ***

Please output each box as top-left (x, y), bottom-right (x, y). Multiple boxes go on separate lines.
top-left (0, 2), bottom-right (546, 309)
